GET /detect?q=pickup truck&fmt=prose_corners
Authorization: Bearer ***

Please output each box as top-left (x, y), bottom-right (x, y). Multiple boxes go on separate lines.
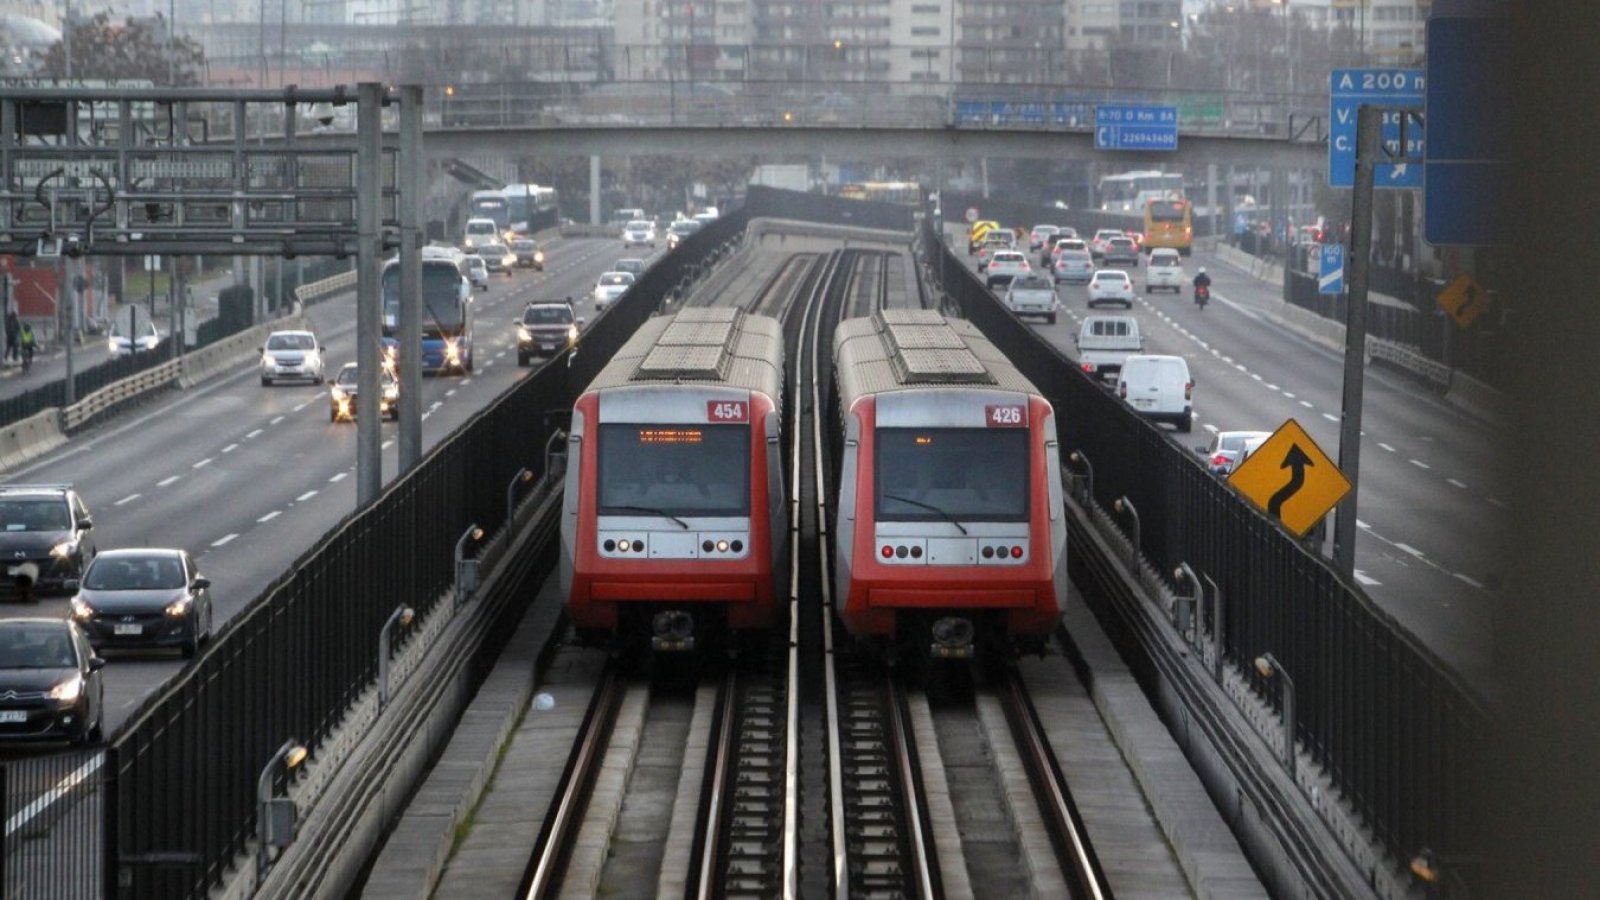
top-left (1072, 314), bottom-right (1143, 380)
top-left (1003, 274), bottom-right (1059, 323)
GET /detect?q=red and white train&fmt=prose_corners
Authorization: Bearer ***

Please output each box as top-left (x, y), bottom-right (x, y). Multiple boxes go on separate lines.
top-left (832, 309), bottom-right (1066, 658)
top-left (560, 308), bottom-right (786, 652)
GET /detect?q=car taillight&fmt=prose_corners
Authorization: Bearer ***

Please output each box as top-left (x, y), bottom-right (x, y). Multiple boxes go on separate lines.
top-left (1185, 381), bottom-right (1194, 400)
top-left (1212, 454), bottom-right (1230, 467)
top-left (1081, 362), bottom-right (1094, 373)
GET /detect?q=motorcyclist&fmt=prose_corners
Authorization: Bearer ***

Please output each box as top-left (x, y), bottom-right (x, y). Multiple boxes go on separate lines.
top-left (1192, 267), bottom-right (1212, 307)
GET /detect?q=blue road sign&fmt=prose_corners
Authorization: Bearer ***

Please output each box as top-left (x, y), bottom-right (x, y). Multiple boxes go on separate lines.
top-left (1425, 16), bottom-right (1512, 246)
top-left (1329, 69), bottom-right (1424, 189)
top-left (1318, 243), bottom-right (1346, 295)
top-left (1094, 104), bottom-right (1178, 152)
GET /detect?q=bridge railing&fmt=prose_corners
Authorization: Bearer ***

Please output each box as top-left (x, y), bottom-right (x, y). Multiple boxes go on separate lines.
top-left (921, 218), bottom-right (1493, 888)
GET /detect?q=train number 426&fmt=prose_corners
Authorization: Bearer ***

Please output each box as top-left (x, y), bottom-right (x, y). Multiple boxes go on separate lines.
top-left (986, 405), bottom-right (1026, 427)
top-left (707, 400), bottom-right (749, 422)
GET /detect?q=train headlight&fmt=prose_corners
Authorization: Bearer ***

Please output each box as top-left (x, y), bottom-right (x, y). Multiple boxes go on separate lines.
top-left (716, 540), bottom-right (729, 553)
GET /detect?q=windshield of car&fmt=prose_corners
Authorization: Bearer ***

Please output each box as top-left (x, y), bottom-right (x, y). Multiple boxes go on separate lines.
top-left (600, 273), bottom-right (634, 287)
top-left (483, 244), bottom-right (507, 256)
top-left (0, 624), bottom-right (76, 668)
top-left (1056, 240), bottom-right (1086, 251)
top-left (671, 221), bottom-right (702, 235)
top-left (0, 498), bottom-right (71, 532)
top-left (1095, 272), bottom-right (1130, 283)
top-left (336, 367), bottom-right (359, 388)
top-left (876, 428), bottom-right (1028, 521)
top-left (266, 334), bottom-right (315, 351)
top-left (626, 220), bottom-right (651, 230)
top-left (84, 555), bottom-right (185, 590)
top-left (1012, 276), bottom-right (1051, 290)
top-left (993, 252), bottom-right (1024, 264)
top-left (523, 306), bottom-right (572, 325)
top-left (1108, 239), bottom-right (1134, 249)
top-left (1058, 251), bottom-right (1091, 263)
top-left (1150, 253), bottom-right (1180, 266)
top-left (512, 241), bottom-right (537, 252)
top-left (598, 423), bottom-right (750, 517)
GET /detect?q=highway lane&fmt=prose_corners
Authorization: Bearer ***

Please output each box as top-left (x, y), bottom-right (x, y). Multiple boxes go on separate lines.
top-left (1, 235), bottom-right (642, 733)
top-left (948, 229), bottom-right (1503, 686)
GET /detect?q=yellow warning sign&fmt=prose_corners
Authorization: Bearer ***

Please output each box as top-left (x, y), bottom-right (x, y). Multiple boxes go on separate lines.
top-left (1227, 419), bottom-right (1351, 538)
top-left (1435, 273), bottom-right (1490, 329)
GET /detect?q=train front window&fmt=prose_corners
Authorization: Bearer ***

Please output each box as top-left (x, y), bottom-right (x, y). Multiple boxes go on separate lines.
top-left (875, 428), bottom-right (1028, 522)
top-left (598, 424), bottom-right (750, 518)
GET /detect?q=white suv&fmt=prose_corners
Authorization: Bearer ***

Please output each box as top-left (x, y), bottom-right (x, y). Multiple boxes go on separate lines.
top-left (622, 220), bottom-right (657, 248)
top-left (984, 250), bottom-right (1031, 289)
top-left (1145, 248), bottom-right (1184, 293)
top-left (259, 330), bottom-right (325, 386)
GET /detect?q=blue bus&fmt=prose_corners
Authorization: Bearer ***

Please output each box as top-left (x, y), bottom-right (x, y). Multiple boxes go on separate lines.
top-left (381, 247), bottom-right (475, 375)
top-left (469, 184), bottom-right (560, 238)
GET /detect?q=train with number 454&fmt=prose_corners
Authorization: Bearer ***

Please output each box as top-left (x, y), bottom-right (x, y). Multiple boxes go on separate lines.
top-left (831, 309), bottom-right (1066, 659)
top-left (560, 308), bottom-right (786, 653)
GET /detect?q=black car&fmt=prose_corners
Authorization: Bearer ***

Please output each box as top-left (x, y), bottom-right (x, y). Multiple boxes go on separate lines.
top-left (516, 301), bottom-right (582, 366)
top-left (511, 238), bottom-right (544, 270)
top-left (71, 549), bottom-right (214, 658)
top-left (0, 618), bottom-right (105, 745)
top-left (0, 485), bottom-right (97, 601)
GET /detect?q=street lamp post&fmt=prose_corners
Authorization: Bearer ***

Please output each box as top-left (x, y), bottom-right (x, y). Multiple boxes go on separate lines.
top-left (1254, 653), bottom-right (1296, 779)
top-left (255, 740), bottom-right (309, 881)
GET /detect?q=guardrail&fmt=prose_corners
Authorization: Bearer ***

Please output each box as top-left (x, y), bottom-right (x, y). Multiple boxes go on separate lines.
top-left (294, 269), bottom-right (357, 304)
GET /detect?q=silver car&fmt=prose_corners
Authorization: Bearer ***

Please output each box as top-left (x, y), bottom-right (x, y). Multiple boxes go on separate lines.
top-left (464, 255), bottom-right (489, 291)
top-left (259, 330), bottom-right (325, 386)
top-left (592, 271), bottom-right (635, 310)
top-left (1195, 430), bottom-right (1274, 475)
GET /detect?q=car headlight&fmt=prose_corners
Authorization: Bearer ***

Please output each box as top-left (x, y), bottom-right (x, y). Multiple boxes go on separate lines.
top-left (51, 540), bottom-right (77, 560)
top-left (517, 326), bottom-right (532, 342)
top-left (70, 596), bottom-right (93, 622)
top-left (534, 251), bottom-right (545, 264)
top-left (566, 324), bottom-right (579, 344)
top-left (383, 386), bottom-right (399, 402)
top-left (330, 386), bottom-right (347, 401)
top-left (107, 338), bottom-right (119, 353)
top-left (165, 595), bottom-right (192, 617)
top-left (48, 676), bottom-right (83, 702)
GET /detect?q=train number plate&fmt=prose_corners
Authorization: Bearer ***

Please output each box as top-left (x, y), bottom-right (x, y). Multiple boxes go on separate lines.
top-left (707, 400), bottom-right (749, 423)
top-left (985, 404), bottom-right (1027, 427)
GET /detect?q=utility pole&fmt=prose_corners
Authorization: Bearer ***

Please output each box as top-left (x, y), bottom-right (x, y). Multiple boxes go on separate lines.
top-left (355, 82), bottom-right (383, 506)
top-left (398, 86), bottom-right (424, 472)
top-left (1332, 105), bottom-right (1381, 578)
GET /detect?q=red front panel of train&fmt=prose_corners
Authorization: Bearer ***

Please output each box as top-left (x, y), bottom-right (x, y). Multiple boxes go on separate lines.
top-left (566, 390), bottom-right (780, 631)
top-left (841, 396), bottom-right (1061, 639)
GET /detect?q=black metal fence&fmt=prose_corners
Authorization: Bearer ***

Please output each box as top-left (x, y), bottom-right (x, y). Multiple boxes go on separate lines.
top-left (922, 220), bottom-right (1492, 886)
top-left (1, 749), bottom-right (105, 900)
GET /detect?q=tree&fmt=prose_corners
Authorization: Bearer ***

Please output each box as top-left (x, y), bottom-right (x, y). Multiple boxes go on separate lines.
top-left (38, 12), bottom-right (206, 86)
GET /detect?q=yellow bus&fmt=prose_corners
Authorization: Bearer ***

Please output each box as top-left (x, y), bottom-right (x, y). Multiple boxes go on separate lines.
top-left (1143, 197), bottom-right (1193, 256)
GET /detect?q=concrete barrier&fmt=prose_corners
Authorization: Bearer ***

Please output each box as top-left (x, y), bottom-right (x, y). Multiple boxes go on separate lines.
top-left (178, 314), bottom-right (305, 390)
top-left (0, 408), bottom-right (67, 473)
top-left (61, 360), bottom-right (182, 432)
top-left (295, 269), bottom-right (357, 304)
top-left (1444, 371), bottom-right (1506, 427)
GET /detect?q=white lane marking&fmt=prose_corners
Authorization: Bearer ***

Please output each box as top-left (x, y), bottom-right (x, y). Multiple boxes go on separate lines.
top-left (1394, 542), bottom-right (1425, 557)
top-left (212, 533), bottom-right (238, 547)
top-left (296, 490), bottom-right (318, 502)
top-left (1264, 383), bottom-right (1279, 391)
top-left (246, 429), bottom-right (263, 439)
top-left (6, 757), bottom-right (102, 837)
top-left (382, 439), bottom-right (394, 449)
top-left (258, 511), bottom-right (281, 523)
top-left (462, 378), bottom-right (473, 386)
top-left (1454, 573), bottom-right (1485, 589)
top-left (270, 416), bottom-right (285, 425)
top-left (1251, 373), bottom-right (1263, 381)
top-left (445, 389), bottom-right (457, 397)
top-left (1488, 497), bottom-right (1507, 508)
top-left (1379, 442), bottom-right (1396, 452)
top-left (1234, 364), bottom-right (1248, 372)
top-left (329, 472), bottom-right (348, 483)
top-left (421, 412), bottom-right (432, 421)
top-left (1299, 400), bottom-right (1313, 408)
top-left (192, 457), bottom-right (213, 469)
top-left (157, 475), bottom-right (180, 487)
top-left (1283, 392), bottom-right (1296, 399)
top-left (482, 360), bottom-right (494, 368)
top-left (1353, 570), bottom-right (1381, 586)
top-left (1203, 423), bottom-right (1219, 434)
top-left (1409, 459), bottom-right (1430, 470)
top-left (1222, 356), bottom-right (1234, 364)
top-left (1448, 478), bottom-right (1468, 489)
top-left (114, 494), bottom-right (141, 506)
top-left (1322, 413), bottom-right (1339, 422)
top-left (495, 350), bottom-right (507, 358)
top-left (292, 402), bottom-right (309, 412)
top-left (1356, 519), bottom-right (1370, 529)
top-left (222, 443), bottom-right (239, 453)
top-left (1197, 341), bottom-right (1209, 350)
top-left (429, 401), bottom-right (443, 410)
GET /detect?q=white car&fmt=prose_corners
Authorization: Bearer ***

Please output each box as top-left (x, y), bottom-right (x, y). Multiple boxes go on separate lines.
top-left (259, 330), bottom-right (325, 386)
top-left (1117, 354), bottom-right (1194, 432)
top-left (592, 271), bottom-right (635, 310)
top-left (1087, 270), bottom-right (1135, 308)
top-left (984, 250), bottom-right (1031, 288)
top-left (463, 255), bottom-right (489, 291)
top-left (108, 317), bottom-right (162, 357)
top-left (1145, 248), bottom-right (1185, 293)
top-left (622, 220), bottom-right (657, 249)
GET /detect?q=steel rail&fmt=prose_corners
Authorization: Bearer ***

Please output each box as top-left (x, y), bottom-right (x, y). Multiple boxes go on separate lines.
top-left (692, 671), bottom-right (738, 900)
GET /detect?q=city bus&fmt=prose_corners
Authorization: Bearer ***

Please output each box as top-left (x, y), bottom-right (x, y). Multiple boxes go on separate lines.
top-left (837, 181), bottom-right (925, 207)
top-left (381, 246), bottom-right (475, 375)
top-left (1097, 171), bottom-right (1185, 214)
top-left (468, 184), bottom-right (561, 241)
top-left (1143, 197), bottom-right (1194, 256)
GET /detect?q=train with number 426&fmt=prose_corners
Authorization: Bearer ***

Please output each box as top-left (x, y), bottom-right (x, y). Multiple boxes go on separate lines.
top-left (831, 309), bottom-right (1066, 659)
top-left (560, 308), bottom-right (786, 653)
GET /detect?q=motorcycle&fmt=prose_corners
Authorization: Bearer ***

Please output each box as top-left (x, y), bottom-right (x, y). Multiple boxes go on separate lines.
top-left (1194, 283), bottom-right (1210, 309)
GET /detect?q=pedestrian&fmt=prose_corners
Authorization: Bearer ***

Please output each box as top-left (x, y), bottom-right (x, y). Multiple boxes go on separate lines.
top-left (4, 309), bottom-right (17, 363)
top-left (18, 321), bottom-right (35, 372)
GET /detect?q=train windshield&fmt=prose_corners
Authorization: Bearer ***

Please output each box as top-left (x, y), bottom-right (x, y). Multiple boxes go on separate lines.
top-left (875, 428), bottom-right (1029, 522)
top-left (598, 423), bottom-right (750, 518)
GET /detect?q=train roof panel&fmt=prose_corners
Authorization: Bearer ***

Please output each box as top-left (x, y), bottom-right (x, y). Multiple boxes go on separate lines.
top-left (834, 310), bottom-right (1040, 405)
top-left (585, 308), bottom-right (784, 399)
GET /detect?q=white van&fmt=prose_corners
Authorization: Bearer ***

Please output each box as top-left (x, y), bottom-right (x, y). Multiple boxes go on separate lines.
top-left (463, 217), bottom-right (498, 249)
top-left (1116, 355), bottom-right (1193, 432)
top-left (1145, 248), bottom-right (1184, 293)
